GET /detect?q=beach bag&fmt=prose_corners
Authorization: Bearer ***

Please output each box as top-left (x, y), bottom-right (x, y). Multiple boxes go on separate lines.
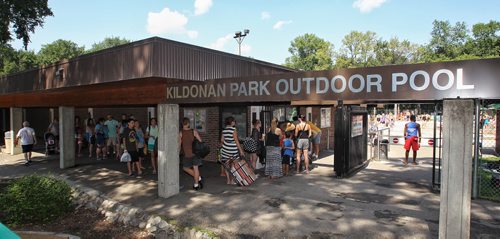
top-left (242, 137), bottom-right (258, 153)
top-left (193, 139), bottom-right (210, 158)
top-left (120, 151), bottom-right (131, 162)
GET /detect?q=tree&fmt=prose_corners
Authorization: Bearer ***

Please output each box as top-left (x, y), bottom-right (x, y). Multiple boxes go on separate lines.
top-left (0, 0), bottom-right (53, 49)
top-left (284, 34), bottom-right (334, 71)
top-left (427, 20), bottom-right (469, 61)
top-left (37, 39), bottom-right (85, 66)
top-left (374, 37), bottom-right (420, 66)
top-left (0, 44), bottom-right (37, 76)
top-left (335, 31), bottom-right (378, 68)
top-left (466, 20), bottom-right (500, 57)
top-left (87, 37), bottom-right (131, 53)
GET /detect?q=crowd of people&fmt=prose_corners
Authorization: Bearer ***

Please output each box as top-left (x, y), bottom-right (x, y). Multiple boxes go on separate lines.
top-left (217, 114), bottom-right (322, 186)
top-left (14, 112), bottom-right (324, 190)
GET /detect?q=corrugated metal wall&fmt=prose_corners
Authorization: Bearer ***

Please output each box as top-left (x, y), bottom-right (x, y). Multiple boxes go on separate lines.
top-left (0, 37), bottom-right (293, 95)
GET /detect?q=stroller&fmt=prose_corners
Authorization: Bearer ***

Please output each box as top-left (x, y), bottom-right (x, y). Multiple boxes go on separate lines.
top-left (44, 132), bottom-right (57, 155)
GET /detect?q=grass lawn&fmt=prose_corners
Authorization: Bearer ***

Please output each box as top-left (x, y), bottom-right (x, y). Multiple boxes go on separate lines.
top-left (479, 156), bottom-right (500, 201)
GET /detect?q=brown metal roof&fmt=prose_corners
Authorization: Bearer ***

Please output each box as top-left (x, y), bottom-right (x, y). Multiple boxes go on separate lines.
top-left (0, 37), bottom-right (294, 95)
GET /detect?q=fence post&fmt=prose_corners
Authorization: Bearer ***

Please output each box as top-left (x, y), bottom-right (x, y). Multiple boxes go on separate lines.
top-left (472, 99), bottom-right (480, 199)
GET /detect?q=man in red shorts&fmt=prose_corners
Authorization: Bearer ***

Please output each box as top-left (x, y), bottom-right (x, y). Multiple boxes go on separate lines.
top-left (403, 115), bottom-right (421, 165)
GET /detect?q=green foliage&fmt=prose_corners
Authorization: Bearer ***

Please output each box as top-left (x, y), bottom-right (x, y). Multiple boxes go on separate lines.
top-left (467, 20), bottom-right (500, 57)
top-left (37, 39), bottom-right (85, 66)
top-left (426, 20), bottom-right (469, 61)
top-left (284, 33), bottom-right (334, 71)
top-left (335, 31), bottom-right (378, 68)
top-left (374, 37), bottom-right (420, 66)
top-left (0, 175), bottom-right (73, 225)
top-left (0, 0), bottom-right (53, 49)
top-left (0, 44), bottom-right (38, 76)
top-left (87, 37), bottom-right (131, 53)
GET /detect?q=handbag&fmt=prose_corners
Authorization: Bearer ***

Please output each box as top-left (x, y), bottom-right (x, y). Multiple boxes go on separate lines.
top-left (193, 139), bottom-right (210, 158)
top-left (242, 137), bottom-right (258, 153)
top-left (120, 151), bottom-right (131, 162)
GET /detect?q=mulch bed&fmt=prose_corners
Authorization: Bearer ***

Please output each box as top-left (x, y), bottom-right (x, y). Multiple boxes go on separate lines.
top-left (7, 207), bottom-right (151, 239)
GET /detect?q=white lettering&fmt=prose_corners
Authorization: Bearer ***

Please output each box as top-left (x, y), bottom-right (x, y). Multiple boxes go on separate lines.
top-left (167, 87), bottom-right (174, 99)
top-left (230, 83), bottom-right (238, 96)
top-left (190, 85), bottom-right (199, 98)
top-left (182, 86), bottom-right (190, 98)
top-left (392, 73), bottom-right (408, 92)
top-left (316, 77), bottom-right (329, 94)
top-left (217, 84), bottom-right (226, 97)
top-left (432, 69), bottom-right (454, 91)
top-left (248, 81), bottom-right (259, 96)
top-left (208, 85), bottom-right (216, 97)
top-left (331, 75), bottom-right (346, 93)
top-left (260, 81), bottom-right (270, 95)
top-left (238, 82), bottom-right (248, 96)
top-left (303, 77), bottom-right (314, 94)
top-left (290, 78), bottom-right (301, 94)
top-left (348, 74), bottom-right (365, 93)
top-left (367, 74), bottom-right (382, 93)
top-left (276, 79), bottom-right (288, 95)
top-left (456, 68), bottom-right (474, 90)
top-left (409, 70), bottom-right (430, 91)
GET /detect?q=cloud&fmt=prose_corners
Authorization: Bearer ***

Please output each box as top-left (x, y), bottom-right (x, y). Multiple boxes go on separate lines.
top-left (353, 0), bottom-right (387, 13)
top-left (261, 11), bottom-right (271, 20)
top-left (273, 20), bottom-right (292, 30)
top-left (194, 0), bottom-right (213, 16)
top-left (239, 44), bottom-right (252, 55)
top-left (210, 34), bottom-right (233, 51)
top-left (209, 34), bottom-right (252, 56)
top-left (147, 7), bottom-right (198, 39)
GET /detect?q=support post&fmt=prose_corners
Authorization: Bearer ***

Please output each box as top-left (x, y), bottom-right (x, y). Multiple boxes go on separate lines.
top-left (157, 104), bottom-right (179, 198)
top-left (9, 107), bottom-right (23, 155)
top-left (472, 99), bottom-right (480, 198)
top-left (439, 99), bottom-right (473, 239)
top-left (59, 106), bottom-right (75, 169)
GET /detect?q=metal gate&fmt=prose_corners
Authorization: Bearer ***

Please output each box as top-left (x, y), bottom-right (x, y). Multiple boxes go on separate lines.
top-left (432, 103), bottom-right (443, 191)
top-left (474, 100), bottom-right (500, 201)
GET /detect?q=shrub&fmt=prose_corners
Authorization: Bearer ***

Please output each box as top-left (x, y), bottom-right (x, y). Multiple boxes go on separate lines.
top-left (0, 174), bottom-right (73, 224)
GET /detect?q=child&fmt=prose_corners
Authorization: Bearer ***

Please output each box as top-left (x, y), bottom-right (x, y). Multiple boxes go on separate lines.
top-left (282, 131), bottom-right (294, 176)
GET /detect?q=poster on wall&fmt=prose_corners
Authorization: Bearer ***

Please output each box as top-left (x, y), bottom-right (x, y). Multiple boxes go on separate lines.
top-left (351, 115), bottom-right (363, 137)
top-left (320, 108), bottom-right (331, 128)
top-left (184, 109), bottom-right (206, 133)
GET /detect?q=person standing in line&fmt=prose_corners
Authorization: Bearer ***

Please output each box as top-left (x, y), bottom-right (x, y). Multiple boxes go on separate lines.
top-left (265, 117), bottom-right (283, 179)
top-left (295, 114), bottom-right (312, 174)
top-left (220, 116), bottom-right (245, 185)
top-left (282, 131), bottom-right (294, 176)
top-left (145, 118), bottom-right (159, 174)
top-left (85, 117), bottom-right (96, 159)
top-left (179, 117), bottom-right (204, 190)
top-left (249, 119), bottom-right (262, 169)
top-left (16, 121), bottom-right (37, 166)
top-left (75, 116), bottom-right (83, 157)
top-left (95, 118), bottom-right (107, 160)
top-left (403, 115), bottom-right (421, 165)
top-left (105, 115), bottom-right (120, 159)
top-left (134, 120), bottom-right (146, 171)
top-left (123, 119), bottom-right (141, 176)
top-left (307, 120), bottom-right (322, 160)
top-left (47, 118), bottom-right (59, 152)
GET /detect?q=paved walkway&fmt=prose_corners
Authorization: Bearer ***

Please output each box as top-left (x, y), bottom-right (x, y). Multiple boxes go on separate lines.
top-left (1, 148), bottom-right (499, 238)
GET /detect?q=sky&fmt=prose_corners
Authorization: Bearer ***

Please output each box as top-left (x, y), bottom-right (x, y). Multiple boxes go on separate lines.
top-left (10, 0), bottom-right (500, 65)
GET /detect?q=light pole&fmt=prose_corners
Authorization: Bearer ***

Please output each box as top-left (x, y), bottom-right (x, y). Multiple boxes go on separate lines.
top-left (234, 29), bottom-right (250, 56)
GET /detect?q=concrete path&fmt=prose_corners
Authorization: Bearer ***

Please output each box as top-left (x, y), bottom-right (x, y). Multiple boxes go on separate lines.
top-left (1, 149), bottom-right (499, 238)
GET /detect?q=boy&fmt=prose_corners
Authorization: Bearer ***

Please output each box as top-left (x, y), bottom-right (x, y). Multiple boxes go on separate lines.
top-left (282, 131), bottom-right (294, 176)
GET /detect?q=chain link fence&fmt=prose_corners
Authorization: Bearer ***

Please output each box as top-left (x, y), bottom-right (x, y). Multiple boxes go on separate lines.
top-left (477, 102), bottom-right (500, 202)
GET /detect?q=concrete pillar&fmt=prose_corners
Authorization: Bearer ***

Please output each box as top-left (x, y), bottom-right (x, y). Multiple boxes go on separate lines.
top-left (157, 104), bottom-right (179, 198)
top-left (439, 99), bottom-right (473, 239)
top-left (59, 106), bottom-right (75, 169)
top-left (9, 107), bottom-right (23, 155)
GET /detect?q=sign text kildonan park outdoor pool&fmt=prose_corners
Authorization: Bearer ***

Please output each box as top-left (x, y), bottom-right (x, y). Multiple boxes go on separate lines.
top-left (165, 58), bottom-right (500, 104)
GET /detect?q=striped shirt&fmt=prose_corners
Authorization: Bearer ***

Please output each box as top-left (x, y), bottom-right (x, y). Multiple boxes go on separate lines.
top-left (221, 126), bottom-right (239, 160)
